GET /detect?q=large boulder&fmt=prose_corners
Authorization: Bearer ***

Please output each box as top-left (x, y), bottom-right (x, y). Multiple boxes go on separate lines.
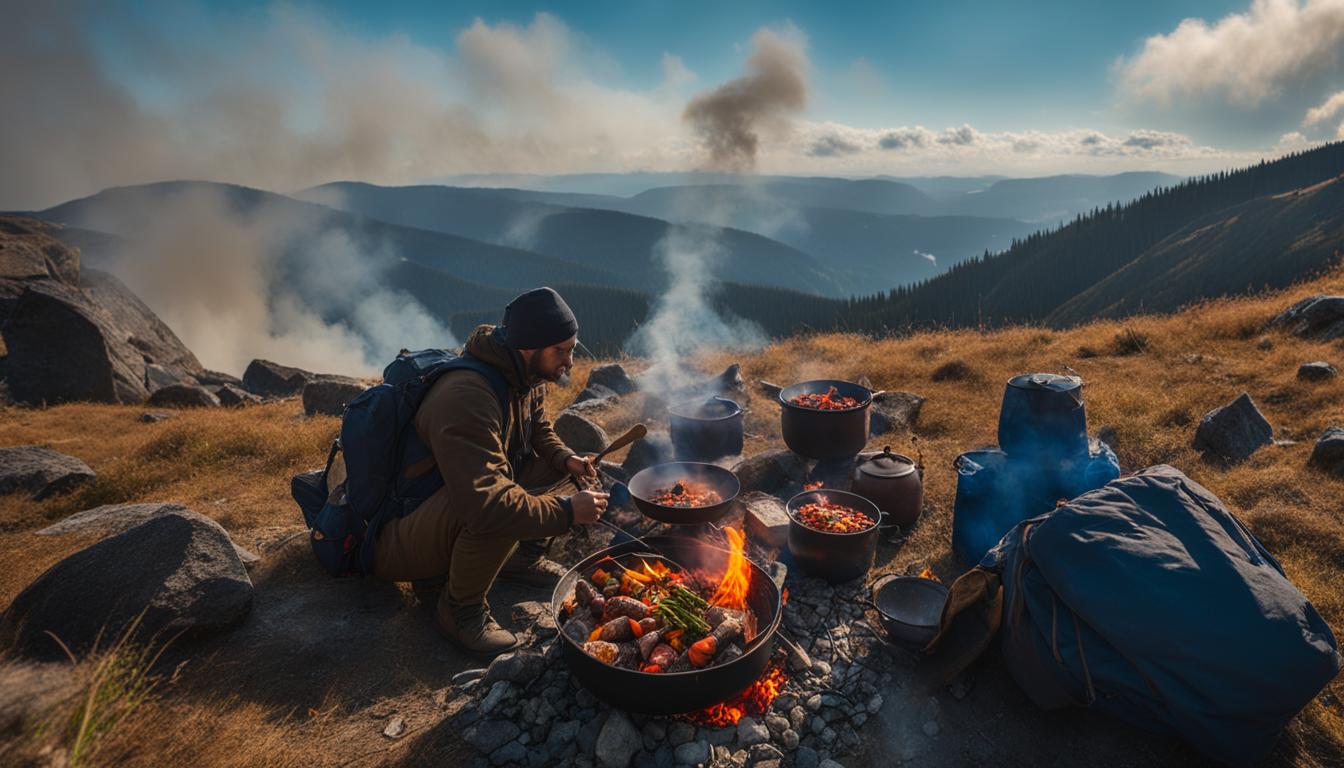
top-left (242, 359), bottom-right (315, 397)
top-left (621, 430), bottom-right (675, 476)
top-left (554, 411), bottom-right (610, 455)
top-left (571, 383), bottom-right (618, 408)
top-left (0, 445), bottom-right (96, 500)
top-left (1193, 392), bottom-right (1273, 464)
top-left (1308, 427), bottom-right (1344, 476)
top-left (2, 511), bottom-right (254, 660)
top-left (0, 216), bottom-right (80, 285)
top-left (36, 502), bottom-right (259, 565)
top-left (732, 449), bottom-right (810, 494)
top-left (586, 364), bottom-right (637, 396)
top-left (1270, 295), bottom-right (1344, 341)
top-left (215, 383), bottom-right (261, 407)
top-left (870, 391), bottom-right (926, 436)
top-left (195, 369), bottom-right (245, 388)
top-left (1, 269), bottom-right (202, 405)
top-left (147, 383), bottom-right (220, 408)
top-left (302, 376), bottom-right (365, 416)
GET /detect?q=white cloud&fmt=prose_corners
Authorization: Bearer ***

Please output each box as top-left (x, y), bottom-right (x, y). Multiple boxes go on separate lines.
top-left (1114, 0), bottom-right (1344, 108)
top-left (1304, 89), bottom-right (1344, 125)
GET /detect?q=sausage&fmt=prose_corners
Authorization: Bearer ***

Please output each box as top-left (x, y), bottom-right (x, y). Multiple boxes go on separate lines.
top-left (648, 643), bottom-right (677, 669)
top-left (601, 596), bottom-right (651, 623)
top-left (583, 641), bottom-right (620, 665)
top-left (597, 617), bottom-right (635, 642)
top-left (589, 596), bottom-right (606, 619)
top-left (575, 579), bottom-right (598, 607)
top-left (637, 617), bottom-right (658, 635)
top-left (637, 630), bottom-right (662, 660)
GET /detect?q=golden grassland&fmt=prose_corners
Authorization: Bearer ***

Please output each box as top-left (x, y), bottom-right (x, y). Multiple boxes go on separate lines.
top-left (3, 268), bottom-right (1344, 766)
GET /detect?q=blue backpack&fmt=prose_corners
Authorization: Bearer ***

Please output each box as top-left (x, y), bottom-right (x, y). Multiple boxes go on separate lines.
top-left (290, 349), bottom-right (513, 576)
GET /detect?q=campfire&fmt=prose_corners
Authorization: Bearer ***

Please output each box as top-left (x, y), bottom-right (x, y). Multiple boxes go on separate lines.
top-left (687, 663), bottom-right (789, 726)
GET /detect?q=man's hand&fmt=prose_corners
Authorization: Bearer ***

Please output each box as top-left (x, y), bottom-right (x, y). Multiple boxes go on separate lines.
top-left (565, 453), bottom-right (598, 481)
top-left (570, 490), bottom-right (609, 524)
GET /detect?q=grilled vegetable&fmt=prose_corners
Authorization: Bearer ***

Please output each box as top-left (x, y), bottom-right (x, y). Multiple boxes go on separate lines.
top-left (653, 586), bottom-right (711, 638)
top-left (686, 618), bottom-right (743, 668)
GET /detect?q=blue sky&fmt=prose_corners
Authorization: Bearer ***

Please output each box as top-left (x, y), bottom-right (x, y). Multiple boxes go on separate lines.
top-left (6, 0), bottom-right (1344, 208)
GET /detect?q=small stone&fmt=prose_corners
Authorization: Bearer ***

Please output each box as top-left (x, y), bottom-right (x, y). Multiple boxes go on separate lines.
top-left (491, 741), bottom-right (528, 766)
top-left (547, 720), bottom-right (581, 752)
top-left (139, 411), bottom-right (174, 423)
top-left (736, 717), bottom-right (769, 746)
top-left (795, 747), bottom-right (820, 768)
top-left (1193, 392), bottom-right (1273, 464)
top-left (382, 716), bottom-right (406, 739)
top-left (702, 726), bottom-right (735, 746)
top-left (805, 694), bottom-right (823, 712)
top-left (782, 729), bottom-right (800, 750)
top-left (480, 681), bottom-right (514, 714)
top-left (820, 727), bottom-right (836, 745)
top-left (485, 650), bottom-right (546, 685)
top-left (811, 660), bottom-right (831, 677)
top-left (596, 711), bottom-right (642, 768)
top-left (673, 739), bottom-right (709, 766)
top-left (764, 713), bottom-right (790, 737)
top-left (866, 694), bottom-right (884, 714)
top-left (575, 688), bottom-right (599, 709)
top-left (1299, 361), bottom-right (1339, 382)
top-left (466, 721), bottom-right (520, 753)
top-left (818, 760), bottom-right (846, 768)
top-left (1310, 426), bottom-right (1344, 476)
top-left (789, 706), bottom-right (807, 730)
top-left (852, 713), bottom-right (866, 727)
top-left (668, 722), bottom-right (695, 746)
top-left (810, 717), bottom-right (826, 735)
top-left (453, 668), bottom-right (488, 686)
top-left (641, 721), bottom-right (666, 743)
top-left (922, 720), bottom-right (940, 737)
top-left (740, 493), bottom-right (790, 549)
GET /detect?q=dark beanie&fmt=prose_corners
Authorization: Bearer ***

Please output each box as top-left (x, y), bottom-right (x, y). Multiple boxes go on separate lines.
top-left (501, 287), bottom-right (578, 349)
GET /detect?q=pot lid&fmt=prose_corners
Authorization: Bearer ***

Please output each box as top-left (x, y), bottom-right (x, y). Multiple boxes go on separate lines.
top-left (1007, 373), bottom-right (1082, 392)
top-left (857, 447), bottom-right (917, 479)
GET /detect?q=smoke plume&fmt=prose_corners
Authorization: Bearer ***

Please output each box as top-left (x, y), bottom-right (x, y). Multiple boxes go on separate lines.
top-left (682, 28), bottom-right (809, 172)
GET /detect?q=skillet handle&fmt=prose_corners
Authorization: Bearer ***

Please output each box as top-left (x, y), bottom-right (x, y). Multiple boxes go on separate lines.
top-left (868, 571), bottom-right (900, 601)
top-left (876, 509), bottom-right (901, 531)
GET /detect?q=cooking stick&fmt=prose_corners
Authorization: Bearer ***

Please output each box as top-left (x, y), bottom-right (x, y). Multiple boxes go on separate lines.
top-left (590, 423), bottom-right (647, 465)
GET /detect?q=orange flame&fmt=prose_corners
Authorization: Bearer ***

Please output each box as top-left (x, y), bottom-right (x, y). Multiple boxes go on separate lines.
top-left (687, 664), bottom-right (788, 726)
top-left (803, 480), bottom-right (824, 490)
top-left (781, 587), bottom-right (790, 605)
top-left (710, 526), bottom-right (750, 612)
top-left (918, 567), bottom-right (941, 583)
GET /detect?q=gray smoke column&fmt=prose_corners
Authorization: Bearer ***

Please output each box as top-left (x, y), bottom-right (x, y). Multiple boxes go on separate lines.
top-left (682, 28), bottom-right (809, 172)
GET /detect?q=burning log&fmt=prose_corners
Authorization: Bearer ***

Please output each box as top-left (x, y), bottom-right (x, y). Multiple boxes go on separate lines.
top-left (706, 605), bottom-right (745, 628)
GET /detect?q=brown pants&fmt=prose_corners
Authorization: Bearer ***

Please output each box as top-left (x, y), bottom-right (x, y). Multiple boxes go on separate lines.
top-left (372, 460), bottom-right (571, 624)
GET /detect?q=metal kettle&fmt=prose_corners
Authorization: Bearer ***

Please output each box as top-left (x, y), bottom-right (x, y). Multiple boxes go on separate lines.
top-left (852, 446), bottom-right (924, 527)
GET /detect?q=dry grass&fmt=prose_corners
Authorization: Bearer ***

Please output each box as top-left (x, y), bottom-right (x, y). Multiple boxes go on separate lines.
top-left (3, 269), bottom-right (1344, 764)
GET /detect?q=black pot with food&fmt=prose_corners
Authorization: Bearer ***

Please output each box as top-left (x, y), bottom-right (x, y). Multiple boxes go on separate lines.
top-left (670, 396), bottom-right (745, 462)
top-left (778, 380), bottom-right (872, 461)
top-left (628, 461), bottom-right (741, 526)
top-left (551, 534), bottom-right (782, 714)
top-left (786, 489), bottom-right (887, 583)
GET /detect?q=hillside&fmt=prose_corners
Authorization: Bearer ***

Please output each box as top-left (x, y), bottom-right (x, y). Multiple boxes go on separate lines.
top-left (2, 267), bottom-right (1343, 767)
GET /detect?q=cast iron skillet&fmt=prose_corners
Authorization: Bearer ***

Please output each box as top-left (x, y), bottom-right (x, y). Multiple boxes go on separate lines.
top-left (627, 461), bottom-right (741, 525)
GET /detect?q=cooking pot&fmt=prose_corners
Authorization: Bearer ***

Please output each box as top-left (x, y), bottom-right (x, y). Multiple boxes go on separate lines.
top-left (868, 574), bottom-right (948, 650)
top-left (778, 380), bottom-right (872, 460)
top-left (852, 446), bottom-right (923, 527)
top-left (786, 489), bottom-right (889, 583)
top-left (670, 396), bottom-right (745, 462)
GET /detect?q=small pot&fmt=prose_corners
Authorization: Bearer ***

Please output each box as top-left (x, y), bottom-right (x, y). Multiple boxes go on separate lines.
top-left (670, 396), bottom-right (745, 462)
top-left (778, 380), bottom-right (872, 461)
top-left (786, 489), bottom-right (888, 583)
top-left (869, 574), bottom-right (948, 650)
top-left (852, 447), bottom-right (923, 527)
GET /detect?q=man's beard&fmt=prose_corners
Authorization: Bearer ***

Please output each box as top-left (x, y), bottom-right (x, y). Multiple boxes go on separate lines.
top-left (527, 354), bottom-right (571, 386)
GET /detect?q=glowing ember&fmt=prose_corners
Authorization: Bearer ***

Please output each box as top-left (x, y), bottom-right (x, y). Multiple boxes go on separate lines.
top-left (803, 480), bottom-right (824, 491)
top-left (918, 566), bottom-right (941, 583)
top-left (781, 587), bottom-right (790, 605)
top-left (686, 664), bottom-right (789, 726)
top-left (709, 526), bottom-right (751, 613)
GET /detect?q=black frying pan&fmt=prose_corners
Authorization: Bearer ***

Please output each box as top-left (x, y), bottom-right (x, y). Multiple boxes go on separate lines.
top-left (627, 461), bottom-right (740, 525)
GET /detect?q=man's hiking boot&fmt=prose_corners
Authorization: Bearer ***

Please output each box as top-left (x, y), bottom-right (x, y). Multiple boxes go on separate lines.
top-left (498, 538), bottom-right (566, 588)
top-left (438, 602), bottom-right (519, 659)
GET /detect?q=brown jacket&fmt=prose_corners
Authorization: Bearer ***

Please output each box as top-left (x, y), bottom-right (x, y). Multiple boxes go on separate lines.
top-left (412, 324), bottom-right (575, 540)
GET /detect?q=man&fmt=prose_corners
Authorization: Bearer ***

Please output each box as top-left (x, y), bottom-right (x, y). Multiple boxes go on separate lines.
top-left (372, 287), bottom-right (609, 657)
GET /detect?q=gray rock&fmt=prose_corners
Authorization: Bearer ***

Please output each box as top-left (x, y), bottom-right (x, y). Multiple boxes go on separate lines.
top-left (1297, 361), bottom-right (1338, 382)
top-left (139, 411), bottom-right (174, 423)
top-left (764, 713), bottom-right (790, 737)
top-left (556, 411), bottom-right (611, 455)
top-left (145, 362), bottom-right (197, 393)
top-left (622, 431), bottom-right (675, 476)
top-left (818, 760), bottom-right (845, 768)
top-left (740, 492), bottom-right (790, 549)
top-left (242, 359), bottom-right (314, 397)
top-left (598, 461), bottom-right (630, 484)
top-left (383, 716), bottom-right (406, 738)
top-left (921, 720), bottom-right (940, 737)
top-left (588, 364), bottom-right (638, 396)
top-left (0, 216), bottom-right (80, 284)
top-left (736, 717), bottom-right (769, 746)
top-left (37, 502), bottom-right (257, 564)
top-left (0, 445), bottom-right (96, 500)
top-left (467, 720), bottom-right (521, 753)
top-left (869, 391), bottom-right (925, 436)
top-left (731, 449), bottom-right (810, 494)
top-left (302, 376), bottom-right (365, 416)
top-left (480, 681), bottom-right (514, 714)
top-left (195, 369), bottom-right (244, 388)
top-left (673, 740), bottom-right (710, 766)
top-left (781, 730), bottom-right (800, 750)
top-left (1270, 295), bottom-right (1344, 341)
top-left (1, 262), bottom-right (202, 405)
top-left (574, 383), bottom-right (618, 406)
top-left (492, 741), bottom-right (528, 766)
top-left (148, 383), bottom-right (221, 408)
top-left (1193, 392), bottom-right (1273, 464)
top-left (2, 512), bottom-right (253, 660)
top-left (453, 668), bottom-right (487, 686)
top-left (216, 384), bottom-right (261, 407)
top-left (1309, 427), bottom-right (1344, 476)
top-left (668, 722), bottom-right (696, 746)
top-left (511, 601), bottom-right (558, 635)
top-left (596, 710), bottom-right (642, 768)
top-left (794, 747), bottom-right (819, 768)
top-left (485, 650), bottom-right (547, 685)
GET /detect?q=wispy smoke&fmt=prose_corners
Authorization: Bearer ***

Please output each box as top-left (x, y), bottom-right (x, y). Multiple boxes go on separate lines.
top-left (914, 250), bottom-right (937, 265)
top-left (100, 186), bottom-right (455, 377)
top-left (682, 27), bottom-right (809, 172)
top-left (628, 225), bottom-right (766, 395)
